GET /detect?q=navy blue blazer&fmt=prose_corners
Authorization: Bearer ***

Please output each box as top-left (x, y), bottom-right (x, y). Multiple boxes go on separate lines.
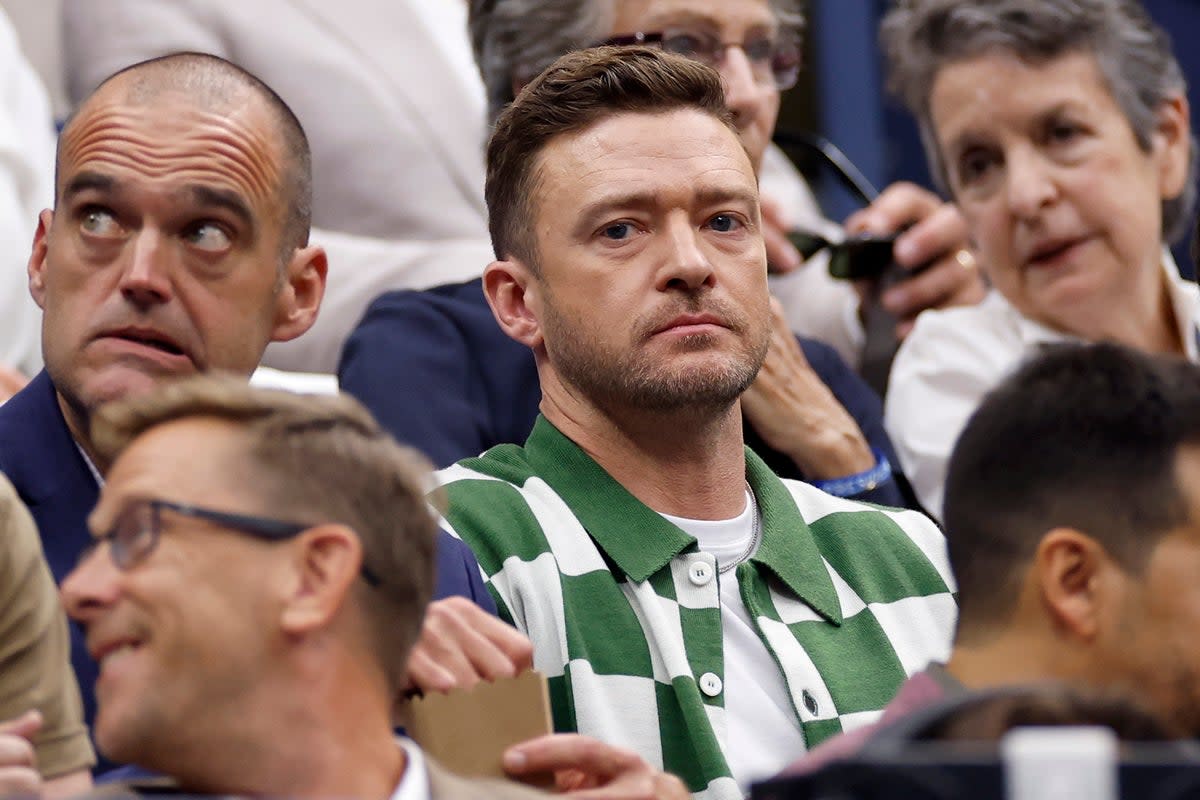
top-left (0, 370), bottom-right (493, 759)
top-left (340, 278), bottom-right (913, 508)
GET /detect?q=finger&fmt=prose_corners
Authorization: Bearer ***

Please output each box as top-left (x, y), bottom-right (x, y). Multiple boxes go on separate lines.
top-left (402, 647), bottom-right (461, 694)
top-left (0, 766), bottom-right (40, 797)
top-left (0, 711), bottom-right (41, 741)
top-left (844, 181), bottom-right (941, 236)
top-left (504, 734), bottom-right (640, 780)
top-left (425, 598), bottom-right (533, 676)
top-left (890, 202), bottom-right (969, 271)
top-left (760, 195), bottom-right (802, 274)
top-left (763, 220), bottom-right (801, 274)
top-left (455, 602), bottom-right (535, 670)
top-left (0, 734), bottom-right (36, 769)
top-left (882, 255), bottom-right (971, 318)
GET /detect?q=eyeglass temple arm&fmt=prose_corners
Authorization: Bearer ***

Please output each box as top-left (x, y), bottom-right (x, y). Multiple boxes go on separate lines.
top-left (772, 130), bottom-right (882, 206)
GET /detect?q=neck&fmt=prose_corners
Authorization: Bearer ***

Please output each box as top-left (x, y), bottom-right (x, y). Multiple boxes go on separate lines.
top-left (1048, 256), bottom-right (1183, 356)
top-left (541, 380), bottom-right (748, 519)
top-left (56, 390), bottom-right (109, 476)
top-left (163, 666), bottom-right (404, 799)
top-left (944, 627), bottom-right (1090, 691)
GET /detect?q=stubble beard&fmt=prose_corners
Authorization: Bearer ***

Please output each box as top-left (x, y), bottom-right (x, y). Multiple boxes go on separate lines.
top-left (542, 295), bottom-right (769, 419)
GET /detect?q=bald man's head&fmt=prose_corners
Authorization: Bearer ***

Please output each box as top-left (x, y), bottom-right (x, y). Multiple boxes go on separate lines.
top-left (61, 52), bottom-right (313, 258)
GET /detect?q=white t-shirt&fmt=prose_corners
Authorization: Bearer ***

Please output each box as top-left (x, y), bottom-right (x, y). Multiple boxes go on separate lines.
top-left (662, 490), bottom-right (808, 793)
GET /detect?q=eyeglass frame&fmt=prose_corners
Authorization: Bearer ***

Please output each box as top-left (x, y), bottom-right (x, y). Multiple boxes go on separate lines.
top-left (84, 497), bottom-right (382, 586)
top-left (598, 26), bottom-right (802, 92)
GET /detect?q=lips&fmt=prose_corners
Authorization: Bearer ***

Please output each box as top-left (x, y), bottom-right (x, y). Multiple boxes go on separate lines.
top-left (652, 312), bottom-right (727, 336)
top-left (98, 325), bottom-right (188, 358)
top-left (90, 635), bottom-right (144, 668)
top-left (1025, 235), bottom-right (1087, 268)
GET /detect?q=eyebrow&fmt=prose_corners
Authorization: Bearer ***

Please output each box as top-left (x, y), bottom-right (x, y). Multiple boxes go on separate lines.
top-left (59, 173), bottom-right (256, 233)
top-left (62, 171), bottom-right (115, 205)
top-left (188, 185), bottom-right (255, 231)
top-left (572, 185), bottom-right (758, 238)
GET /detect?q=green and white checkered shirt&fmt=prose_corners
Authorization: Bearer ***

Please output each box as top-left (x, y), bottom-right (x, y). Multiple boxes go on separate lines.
top-left (436, 417), bottom-right (957, 799)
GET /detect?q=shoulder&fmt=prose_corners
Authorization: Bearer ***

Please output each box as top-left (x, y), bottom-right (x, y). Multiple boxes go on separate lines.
top-left (893, 292), bottom-right (1025, 377)
top-left (0, 473), bottom-right (39, 578)
top-left (0, 372), bottom-right (62, 474)
top-left (779, 478), bottom-right (955, 590)
top-left (344, 280), bottom-right (490, 350)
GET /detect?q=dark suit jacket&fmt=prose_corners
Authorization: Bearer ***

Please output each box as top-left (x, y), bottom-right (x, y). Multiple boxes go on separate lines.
top-left (0, 371), bottom-right (494, 765)
top-left (341, 278), bottom-right (913, 508)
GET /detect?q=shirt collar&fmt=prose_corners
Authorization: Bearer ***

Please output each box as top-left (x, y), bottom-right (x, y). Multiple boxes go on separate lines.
top-left (523, 416), bottom-right (843, 625)
top-left (1008, 251), bottom-right (1200, 359)
top-left (391, 737), bottom-right (431, 800)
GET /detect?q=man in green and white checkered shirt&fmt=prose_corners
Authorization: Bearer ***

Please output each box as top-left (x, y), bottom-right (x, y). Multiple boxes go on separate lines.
top-left (439, 46), bottom-right (956, 799)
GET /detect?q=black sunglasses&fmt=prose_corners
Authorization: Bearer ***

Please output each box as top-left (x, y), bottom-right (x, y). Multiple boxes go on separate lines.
top-left (85, 498), bottom-right (381, 586)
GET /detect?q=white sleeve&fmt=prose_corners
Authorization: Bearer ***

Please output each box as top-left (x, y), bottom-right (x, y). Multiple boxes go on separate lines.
top-left (885, 304), bottom-right (1013, 520)
top-left (0, 10), bottom-right (55, 376)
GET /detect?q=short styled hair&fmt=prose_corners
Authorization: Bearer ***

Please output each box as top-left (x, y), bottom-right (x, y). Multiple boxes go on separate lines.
top-left (60, 51), bottom-right (313, 258)
top-left (485, 46), bottom-right (736, 266)
top-left (90, 375), bottom-right (436, 692)
top-left (942, 343), bottom-right (1200, 638)
top-left (469, 0), bottom-right (805, 123)
top-left (880, 0), bottom-right (1197, 244)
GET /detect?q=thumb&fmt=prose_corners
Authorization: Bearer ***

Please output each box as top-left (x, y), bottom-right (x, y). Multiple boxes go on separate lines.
top-left (0, 710), bottom-right (42, 740)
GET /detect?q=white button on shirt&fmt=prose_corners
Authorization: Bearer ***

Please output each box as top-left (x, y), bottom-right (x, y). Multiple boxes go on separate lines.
top-left (699, 672), bottom-right (724, 697)
top-left (689, 561), bottom-right (714, 586)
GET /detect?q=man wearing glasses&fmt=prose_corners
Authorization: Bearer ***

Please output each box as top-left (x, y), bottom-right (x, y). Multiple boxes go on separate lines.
top-left (0, 52), bottom-right (520, 768)
top-left (60, 376), bottom-right (674, 799)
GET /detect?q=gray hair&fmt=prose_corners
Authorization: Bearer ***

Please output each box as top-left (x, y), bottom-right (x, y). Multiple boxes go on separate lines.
top-left (881, 0), bottom-right (1197, 244)
top-left (469, 0), bottom-right (805, 124)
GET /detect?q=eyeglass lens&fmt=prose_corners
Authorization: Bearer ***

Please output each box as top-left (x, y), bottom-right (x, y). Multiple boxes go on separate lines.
top-left (659, 28), bottom-right (799, 90)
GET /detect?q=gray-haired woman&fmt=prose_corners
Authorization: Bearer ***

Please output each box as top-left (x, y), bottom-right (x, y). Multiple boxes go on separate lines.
top-left (882, 0), bottom-right (1198, 519)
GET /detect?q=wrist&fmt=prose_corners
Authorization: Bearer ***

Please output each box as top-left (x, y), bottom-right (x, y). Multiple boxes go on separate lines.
top-left (809, 449), bottom-right (893, 497)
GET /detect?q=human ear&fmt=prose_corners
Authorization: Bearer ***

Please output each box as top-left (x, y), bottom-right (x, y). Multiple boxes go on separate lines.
top-left (1034, 528), bottom-right (1112, 641)
top-left (270, 244), bottom-right (328, 343)
top-left (1152, 93), bottom-right (1191, 201)
top-left (278, 524), bottom-right (361, 635)
top-left (483, 259), bottom-right (544, 349)
top-left (27, 209), bottom-right (54, 310)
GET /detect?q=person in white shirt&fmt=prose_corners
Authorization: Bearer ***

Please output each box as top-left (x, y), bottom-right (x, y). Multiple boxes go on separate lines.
top-left (882, 0), bottom-right (1198, 519)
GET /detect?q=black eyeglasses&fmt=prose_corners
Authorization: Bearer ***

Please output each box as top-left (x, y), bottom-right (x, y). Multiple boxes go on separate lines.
top-left (85, 498), bottom-right (381, 586)
top-left (774, 131), bottom-right (916, 282)
top-left (601, 27), bottom-right (801, 91)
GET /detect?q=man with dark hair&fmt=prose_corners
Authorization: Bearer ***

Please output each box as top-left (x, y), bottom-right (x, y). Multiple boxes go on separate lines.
top-left (788, 340), bottom-right (1200, 773)
top-left (0, 51), bottom-right (505, 760)
top-left (438, 47), bottom-right (956, 799)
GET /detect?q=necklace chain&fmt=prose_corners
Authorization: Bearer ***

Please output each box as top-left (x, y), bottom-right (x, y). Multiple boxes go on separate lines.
top-left (718, 481), bottom-right (761, 575)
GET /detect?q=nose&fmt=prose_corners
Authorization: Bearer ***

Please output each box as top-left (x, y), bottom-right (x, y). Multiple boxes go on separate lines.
top-left (1004, 146), bottom-right (1058, 220)
top-left (718, 46), bottom-right (765, 130)
top-left (61, 546), bottom-right (122, 626)
top-left (119, 229), bottom-right (174, 308)
top-left (658, 215), bottom-right (716, 292)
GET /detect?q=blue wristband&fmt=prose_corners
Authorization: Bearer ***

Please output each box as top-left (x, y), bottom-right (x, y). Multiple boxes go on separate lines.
top-left (809, 449), bottom-right (893, 497)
